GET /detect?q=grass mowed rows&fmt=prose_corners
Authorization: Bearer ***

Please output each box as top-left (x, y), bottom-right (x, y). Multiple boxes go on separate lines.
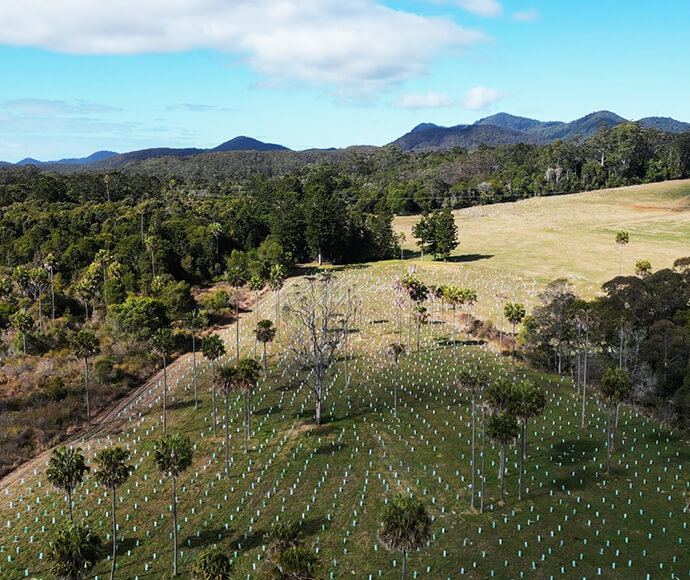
top-left (1, 239), bottom-right (689, 578)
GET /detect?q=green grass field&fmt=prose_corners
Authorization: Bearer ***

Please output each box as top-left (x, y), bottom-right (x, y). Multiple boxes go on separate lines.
top-left (394, 179), bottom-right (690, 296)
top-left (1, 182), bottom-right (690, 579)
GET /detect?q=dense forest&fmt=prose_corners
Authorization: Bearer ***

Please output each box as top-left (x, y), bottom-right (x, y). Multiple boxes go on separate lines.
top-left (1, 120), bottom-right (689, 477)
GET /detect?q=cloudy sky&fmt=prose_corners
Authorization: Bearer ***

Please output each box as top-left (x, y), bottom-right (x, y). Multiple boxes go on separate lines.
top-left (0, 0), bottom-right (688, 161)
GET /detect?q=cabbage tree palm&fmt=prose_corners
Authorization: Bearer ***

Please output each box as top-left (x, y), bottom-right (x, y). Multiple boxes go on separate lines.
top-left (46, 446), bottom-right (89, 523)
top-left (378, 493), bottom-right (432, 580)
top-left (487, 412), bottom-right (519, 503)
top-left (94, 446), bottom-right (133, 580)
top-left (504, 302), bottom-right (526, 372)
top-left (154, 433), bottom-right (194, 577)
top-left (201, 333), bottom-right (226, 437)
top-left (217, 364), bottom-right (238, 476)
top-left (457, 368), bottom-right (483, 510)
top-left (248, 275), bottom-right (265, 347)
top-left (43, 252), bottom-right (57, 323)
top-left (387, 342), bottom-right (405, 417)
top-left (600, 368), bottom-right (631, 474)
top-left (269, 264), bottom-right (286, 339)
top-left (461, 288), bottom-right (478, 342)
top-left (11, 310), bottom-right (33, 356)
top-left (616, 230), bottom-right (629, 275)
top-left (73, 329), bottom-right (100, 424)
top-left (226, 266), bottom-right (248, 360)
top-left (184, 310), bottom-right (208, 409)
top-left (152, 327), bottom-right (175, 434)
top-left (255, 319), bottom-right (277, 373)
top-left (511, 380), bottom-right (546, 501)
top-left (237, 358), bottom-right (261, 453)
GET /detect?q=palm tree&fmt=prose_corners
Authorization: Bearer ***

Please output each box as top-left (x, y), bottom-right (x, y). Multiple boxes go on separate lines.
top-left (73, 329), bottom-right (100, 424)
top-left (269, 264), bottom-right (286, 339)
top-left (226, 266), bottom-right (248, 361)
top-left (443, 286), bottom-right (463, 352)
top-left (207, 222), bottom-right (222, 258)
top-left (479, 401), bottom-right (489, 513)
top-left (10, 310), bottom-right (33, 355)
top-left (43, 252), bottom-right (57, 323)
top-left (47, 522), bottom-right (102, 580)
top-left (255, 319), bottom-right (277, 372)
top-left (574, 302), bottom-right (592, 428)
top-left (154, 433), bottom-right (194, 577)
top-left (144, 234), bottom-right (159, 277)
top-left (94, 249), bottom-right (114, 321)
top-left (511, 380), bottom-right (546, 501)
top-left (600, 368), bottom-right (631, 475)
top-left (248, 275), bottom-right (265, 349)
top-left (184, 310), bottom-right (208, 409)
top-left (615, 230), bottom-right (629, 275)
top-left (152, 327), bottom-right (176, 434)
top-left (413, 305), bottom-right (428, 352)
top-left (192, 548), bottom-right (233, 580)
top-left (456, 368), bottom-right (483, 511)
top-left (504, 302), bottom-right (526, 372)
top-left (237, 358), bottom-right (261, 453)
top-left (94, 446), bottom-right (133, 580)
top-left (461, 288), bottom-right (478, 342)
top-left (387, 343), bottom-right (406, 417)
top-left (378, 493), bottom-right (433, 580)
top-left (201, 333), bottom-right (226, 437)
top-left (46, 447), bottom-right (89, 523)
top-left (217, 364), bottom-right (238, 477)
top-left (487, 412), bottom-right (520, 503)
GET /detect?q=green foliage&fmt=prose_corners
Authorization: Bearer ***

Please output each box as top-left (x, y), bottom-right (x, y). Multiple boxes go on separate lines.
top-left (412, 207), bottom-right (459, 259)
top-left (94, 446), bottom-right (132, 490)
top-left (600, 368), bottom-right (632, 406)
top-left (201, 333), bottom-right (226, 362)
top-left (46, 446), bottom-right (89, 497)
top-left (72, 329), bottom-right (99, 360)
top-left (111, 296), bottom-right (169, 341)
top-left (47, 522), bottom-right (102, 580)
top-left (378, 493), bottom-right (433, 555)
top-left (153, 433), bottom-right (194, 477)
top-left (191, 548), bottom-right (233, 580)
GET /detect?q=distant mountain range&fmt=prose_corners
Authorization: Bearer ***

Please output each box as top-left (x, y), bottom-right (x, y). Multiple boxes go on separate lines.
top-left (4, 111), bottom-right (689, 167)
top-left (390, 111), bottom-right (690, 152)
top-left (11, 136), bottom-right (289, 168)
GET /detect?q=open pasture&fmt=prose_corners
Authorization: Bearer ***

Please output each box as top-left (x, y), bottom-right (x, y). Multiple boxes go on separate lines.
top-left (0, 232), bottom-right (688, 579)
top-left (394, 179), bottom-right (690, 296)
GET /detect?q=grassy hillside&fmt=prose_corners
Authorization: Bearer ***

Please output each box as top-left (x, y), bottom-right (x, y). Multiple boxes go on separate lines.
top-left (395, 179), bottom-right (690, 297)
top-left (0, 264), bottom-right (688, 579)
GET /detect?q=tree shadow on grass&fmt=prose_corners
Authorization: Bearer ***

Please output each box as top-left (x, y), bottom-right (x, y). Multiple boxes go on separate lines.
top-left (169, 398), bottom-right (197, 411)
top-left (312, 443), bottom-right (348, 456)
top-left (549, 438), bottom-right (599, 465)
top-left (444, 254), bottom-right (494, 263)
top-left (233, 527), bottom-right (268, 551)
top-left (184, 526), bottom-right (230, 549)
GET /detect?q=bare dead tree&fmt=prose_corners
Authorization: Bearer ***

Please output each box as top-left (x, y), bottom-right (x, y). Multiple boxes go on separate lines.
top-left (283, 273), bottom-right (358, 425)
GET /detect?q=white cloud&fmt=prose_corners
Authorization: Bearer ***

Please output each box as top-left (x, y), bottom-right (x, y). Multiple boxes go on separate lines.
top-left (396, 92), bottom-right (453, 109)
top-left (0, 1), bottom-right (487, 95)
top-left (464, 86), bottom-right (502, 110)
top-left (513, 9), bottom-right (540, 22)
top-left (455, 0), bottom-right (503, 17)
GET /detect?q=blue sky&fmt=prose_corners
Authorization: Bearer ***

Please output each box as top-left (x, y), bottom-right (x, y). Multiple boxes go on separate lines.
top-left (0, 0), bottom-right (688, 162)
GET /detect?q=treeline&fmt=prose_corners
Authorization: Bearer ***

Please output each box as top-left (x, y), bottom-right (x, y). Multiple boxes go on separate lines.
top-left (6, 121), bottom-right (689, 216)
top-left (520, 260), bottom-right (690, 426)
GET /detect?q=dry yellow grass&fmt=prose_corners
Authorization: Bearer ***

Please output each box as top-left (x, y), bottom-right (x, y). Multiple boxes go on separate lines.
top-left (394, 179), bottom-right (690, 297)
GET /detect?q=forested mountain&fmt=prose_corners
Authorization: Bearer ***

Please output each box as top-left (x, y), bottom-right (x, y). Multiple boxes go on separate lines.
top-left (393, 110), bottom-right (689, 152)
top-left (390, 123), bottom-right (546, 152)
top-left (6, 137), bottom-right (288, 169)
